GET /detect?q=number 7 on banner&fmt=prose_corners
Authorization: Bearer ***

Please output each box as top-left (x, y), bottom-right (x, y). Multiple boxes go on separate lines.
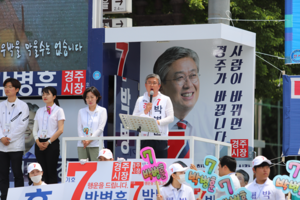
top-left (67, 162), bottom-right (97, 200)
top-left (216, 175), bottom-right (252, 200)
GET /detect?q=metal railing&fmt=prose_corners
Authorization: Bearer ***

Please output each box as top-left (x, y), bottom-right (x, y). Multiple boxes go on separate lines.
top-left (61, 136), bottom-right (232, 183)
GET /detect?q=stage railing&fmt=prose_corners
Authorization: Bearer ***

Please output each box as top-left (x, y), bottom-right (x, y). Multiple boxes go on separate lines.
top-left (61, 136), bottom-right (231, 183)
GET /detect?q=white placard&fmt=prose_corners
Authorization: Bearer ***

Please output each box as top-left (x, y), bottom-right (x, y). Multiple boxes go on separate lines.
top-left (103, 0), bottom-right (132, 14)
top-left (103, 18), bottom-right (132, 28)
top-left (7, 184), bottom-right (66, 200)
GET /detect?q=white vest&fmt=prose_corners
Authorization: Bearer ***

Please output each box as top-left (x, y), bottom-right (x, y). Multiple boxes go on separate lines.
top-left (139, 92), bottom-right (168, 136)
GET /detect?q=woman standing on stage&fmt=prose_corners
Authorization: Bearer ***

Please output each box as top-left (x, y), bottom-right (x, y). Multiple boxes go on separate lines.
top-left (157, 161), bottom-right (196, 200)
top-left (33, 86), bottom-right (65, 184)
top-left (77, 86), bottom-right (107, 161)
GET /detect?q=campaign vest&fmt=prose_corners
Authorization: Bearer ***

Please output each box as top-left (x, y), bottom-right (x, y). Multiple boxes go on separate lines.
top-left (139, 92), bottom-right (167, 136)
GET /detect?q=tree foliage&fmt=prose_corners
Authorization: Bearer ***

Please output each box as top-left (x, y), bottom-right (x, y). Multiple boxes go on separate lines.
top-left (105, 0), bottom-right (300, 102)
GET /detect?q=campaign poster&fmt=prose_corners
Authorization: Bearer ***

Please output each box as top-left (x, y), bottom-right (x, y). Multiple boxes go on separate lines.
top-left (139, 40), bottom-right (255, 189)
top-left (0, 0), bottom-right (88, 72)
top-left (65, 161), bottom-right (132, 200)
top-left (114, 76), bottom-right (139, 158)
top-left (129, 158), bottom-right (193, 200)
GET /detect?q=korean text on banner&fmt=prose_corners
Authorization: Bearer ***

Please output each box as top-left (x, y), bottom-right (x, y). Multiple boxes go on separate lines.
top-left (273, 160), bottom-right (300, 196)
top-left (65, 161), bottom-right (132, 200)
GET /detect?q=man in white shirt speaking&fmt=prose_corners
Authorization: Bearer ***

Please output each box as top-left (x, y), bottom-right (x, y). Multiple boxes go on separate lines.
top-left (215, 156), bottom-right (241, 199)
top-left (246, 156), bottom-right (285, 200)
top-left (132, 74), bottom-right (174, 158)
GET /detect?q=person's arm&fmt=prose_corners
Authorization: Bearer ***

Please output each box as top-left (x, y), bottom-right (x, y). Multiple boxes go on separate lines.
top-left (47, 120), bottom-right (64, 144)
top-left (91, 109), bottom-right (107, 137)
top-left (158, 97), bottom-right (174, 126)
top-left (156, 194), bottom-right (163, 200)
top-left (34, 120), bottom-right (47, 151)
top-left (9, 105), bottom-right (30, 143)
top-left (132, 97), bottom-right (150, 117)
top-left (0, 110), bottom-right (5, 140)
top-left (44, 109), bottom-right (65, 148)
top-left (0, 110), bottom-right (9, 145)
top-left (276, 188), bottom-right (286, 200)
top-left (77, 110), bottom-right (84, 138)
top-left (85, 108), bottom-right (108, 146)
top-left (156, 187), bottom-right (165, 200)
top-left (33, 120), bottom-right (39, 141)
top-left (77, 109), bottom-right (87, 147)
top-left (190, 164), bottom-right (197, 171)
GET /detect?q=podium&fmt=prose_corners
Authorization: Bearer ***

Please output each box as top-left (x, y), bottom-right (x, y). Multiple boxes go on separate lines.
top-left (119, 114), bottom-right (161, 134)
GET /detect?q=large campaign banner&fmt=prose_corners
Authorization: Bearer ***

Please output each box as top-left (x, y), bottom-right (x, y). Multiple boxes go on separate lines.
top-left (139, 40), bottom-right (255, 175)
top-left (114, 76), bottom-right (139, 158)
top-left (285, 0), bottom-right (300, 64)
top-left (282, 75), bottom-right (300, 156)
top-left (66, 161), bottom-right (132, 200)
top-left (64, 159), bottom-right (192, 200)
top-left (0, 70), bottom-right (86, 97)
top-left (0, 0), bottom-right (88, 72)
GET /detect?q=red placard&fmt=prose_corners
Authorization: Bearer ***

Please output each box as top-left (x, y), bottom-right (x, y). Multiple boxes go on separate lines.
top-left (61, 70), bottom-right (86, 95)
top-left (132, 162), bottom-right (141, 174)
top-left (111, 161), bottom-right (131, 181)
top-left (231, 139), bottom-right (248, 158)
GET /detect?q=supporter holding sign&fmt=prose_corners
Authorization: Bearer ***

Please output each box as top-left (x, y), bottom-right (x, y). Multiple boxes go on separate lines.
top-left (0, 78), bottom-right (29, 200)
top-left (273, 160), bottom-right (300, 198)
top-left (157, 161), bottom-right (195, 200)
top-left (215, 156), bottom-right (241, 198)
top-left (77, 86), bottom-right (107, 161)
top-left (32, 87), bottom-right (65, 184)
top-left (133, 74), bottom-right (174, 158)
top-left (246, 156), bottom-right (285, 200)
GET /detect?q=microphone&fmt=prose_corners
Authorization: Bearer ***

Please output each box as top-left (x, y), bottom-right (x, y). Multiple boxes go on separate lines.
top-left (150, 90), bottom-right (154, 103)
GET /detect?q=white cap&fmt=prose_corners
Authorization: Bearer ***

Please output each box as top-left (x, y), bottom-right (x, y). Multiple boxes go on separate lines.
top-left (98, 149), bottom-right (113, 159)
top-left (169, 163), bottom-right (188, 173)
top-left (252, 156), bottom-right (272, 167)
top-left (28, 163), bottom-right (43, 173)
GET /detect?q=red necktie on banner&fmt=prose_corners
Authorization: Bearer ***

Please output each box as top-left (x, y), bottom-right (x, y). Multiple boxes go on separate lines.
top-left (177, 120), bottom-right (189, 158)
top-left (177, 120), bottom-right (207, 199)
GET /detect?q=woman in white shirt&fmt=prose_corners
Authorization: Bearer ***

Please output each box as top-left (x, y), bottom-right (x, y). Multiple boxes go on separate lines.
top-left (77, 87), bottom-right (107, 161)
top-left (157, 161), bottom-right (195, 200)
top-left (28, 162), bottom-right (47, 186)
top-left (33, 87), bottom-right (65, 184)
